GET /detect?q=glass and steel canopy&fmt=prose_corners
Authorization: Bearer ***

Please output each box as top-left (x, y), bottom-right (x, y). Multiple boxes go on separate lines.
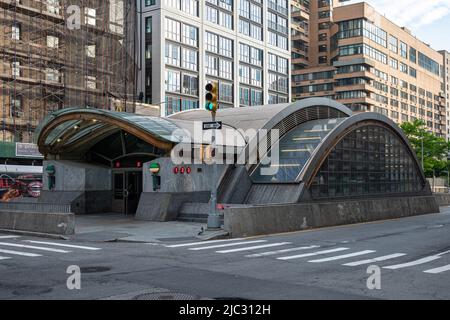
top-left (250, 118), bottom-right (346, 183)
top-left (35, 109), bottom-right (182, 155)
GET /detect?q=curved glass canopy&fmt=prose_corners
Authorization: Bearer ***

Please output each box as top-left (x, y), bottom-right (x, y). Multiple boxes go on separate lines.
top-left (250, 118), bottom-right (346, 183)
top-left (35, 109), bottom-right (182, 155)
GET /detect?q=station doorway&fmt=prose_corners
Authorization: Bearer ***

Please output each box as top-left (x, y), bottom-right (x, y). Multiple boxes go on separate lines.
top-left (112, 170), bottom-right (143, 215)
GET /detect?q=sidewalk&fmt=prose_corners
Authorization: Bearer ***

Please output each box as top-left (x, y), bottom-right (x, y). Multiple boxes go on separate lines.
top-left (73, 213), bottom-right (206, 243)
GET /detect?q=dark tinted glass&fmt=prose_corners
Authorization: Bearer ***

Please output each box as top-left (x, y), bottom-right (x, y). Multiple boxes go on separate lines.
top-left (310, 125), bottom-right (423, 199)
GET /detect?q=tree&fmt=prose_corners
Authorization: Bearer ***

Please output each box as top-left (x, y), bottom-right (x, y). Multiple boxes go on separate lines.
top-left (400, 120), bottom-right (450, 177)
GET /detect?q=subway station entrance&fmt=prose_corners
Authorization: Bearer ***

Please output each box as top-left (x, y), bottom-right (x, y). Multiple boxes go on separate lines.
top-left (112, 170), bottom-right (143, 215)
top-left (35, 108), bottom-right (178, 215)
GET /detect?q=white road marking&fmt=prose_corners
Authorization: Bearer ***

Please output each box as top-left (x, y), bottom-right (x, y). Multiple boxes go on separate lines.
top-left (343, 253), bottom-right (407, 267)
top-left (188, 240), bottom-right (267, 251)
top-left (0, 236), bottom-right (20, 239)
top-left (165, 238), bottom-right (245, 248)
top-left (0, 256), bottom-right (11, 260)
top-left (383, 256), bottom-right (441, 270)
top-left (277, 247), bottom-right (349, 261)
top-left (216, 242), bottom-right (291, 254)
top-left (0, 249), bottom-right (41, 257)
top-left (246, 245), bottom-right (321, 258)
top-left (0, 242), bottom-right (70, 253)
top-left (436, 250), bottom-right (450, 256)
top-left (423, 264), bottom-right (450, 274)
top-left (24, 240), bottom-right (101, 251)
top-left (308, 250), bottom-right (376, 263)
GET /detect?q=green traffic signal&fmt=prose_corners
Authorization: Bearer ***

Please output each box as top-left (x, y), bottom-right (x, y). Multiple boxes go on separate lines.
top-left (205, 83), bottom-right (218, 113)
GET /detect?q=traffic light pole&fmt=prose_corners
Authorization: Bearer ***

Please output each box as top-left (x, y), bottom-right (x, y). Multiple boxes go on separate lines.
top-left (207, 111), bottom-right (221, 229)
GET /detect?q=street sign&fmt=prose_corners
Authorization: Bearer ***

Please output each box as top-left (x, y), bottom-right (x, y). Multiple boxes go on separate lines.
top-left (203, 121), bottom-right (222, 130)
top-left (15, 143), bottom-right (44, 158)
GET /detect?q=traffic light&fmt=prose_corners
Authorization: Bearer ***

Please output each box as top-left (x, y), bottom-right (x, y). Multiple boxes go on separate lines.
top-left (205, 83), bottom-right (218, 113)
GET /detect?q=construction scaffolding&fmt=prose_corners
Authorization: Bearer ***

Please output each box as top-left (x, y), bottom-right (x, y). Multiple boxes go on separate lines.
top-left (0, 0), bottom-right (136, 143)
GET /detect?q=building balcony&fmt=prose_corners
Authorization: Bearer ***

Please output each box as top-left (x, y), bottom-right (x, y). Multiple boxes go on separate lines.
top-left (334, 84), bottom-right (370, 92)
top-left (291, 33), bottom-right (309, 43)
top-left (292, 23), bottom-right (308, 35)
top-left (336, 97), bottom-right (375, 107)
top-left (292, 46), bottom-right (308, 57)
top-left (292, 57), bottom-right (309, 67)
top-left (291, 9), bottom-right (310, 21)
top-left (334, 71), bottom-right (374, 80)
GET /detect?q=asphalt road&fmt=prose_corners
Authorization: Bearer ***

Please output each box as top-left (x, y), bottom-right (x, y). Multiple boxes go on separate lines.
top-left (0, 208), bottom-right (450, 300)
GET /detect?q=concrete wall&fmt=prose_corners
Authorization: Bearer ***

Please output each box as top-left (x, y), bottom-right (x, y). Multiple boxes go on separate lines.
top-left (41, 161), bottom-right (112, 214)
top-left (135, 191), bottom-right (210, 221)
top-left (224, 196), bottom-right (440, 237)
top-left (0, 211), bottom-right (74, 235)
top-left (244, 184), bottom-right (302, 204)
top-left (143, 158), bottom-right (226, 193)
top-left (434, 193), bottom-right (450, 206)
top-left (43, 160), bottom-right (112, 191)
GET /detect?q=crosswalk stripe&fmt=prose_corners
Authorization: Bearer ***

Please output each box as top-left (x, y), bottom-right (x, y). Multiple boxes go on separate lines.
top-left (343, 253), bottom-right (407, 267)
top-left (188, 240), bottom-right (267, 251)
top-left (0, 236), bottom-right (20, 239)
top-left (0, 242), bottom-right (70, 253)
top-left (23, 240), bottom-right (101, 251)
top-left (246, 245), bottom-right (321, 258)
top-left (383, 256), bottom-right (441, 270)
top-left (308, 250), bottom-right (375, 263)
top-left (0, 249), bottom-right (41, 257)
top-left (0, 256), bottom-right (11, 260)
top-left (278, 247), bottom-right (349, 261)
top-left (165, 238), bottom-right (245, 248)
top-left (423, 264), bottom-right (450, 274)
top-left (216, 242), bottom-right (292, 254)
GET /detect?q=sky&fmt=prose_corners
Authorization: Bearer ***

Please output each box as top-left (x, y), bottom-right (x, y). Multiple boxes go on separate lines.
top-left (346, 0), bottom-right (450, 52)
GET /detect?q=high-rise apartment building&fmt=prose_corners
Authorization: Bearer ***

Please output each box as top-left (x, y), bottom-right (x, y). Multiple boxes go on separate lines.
top-left (137, 0), bottom-right (291, 116)
top-left (440, 50), bottom-right (450, 140)
top-left (0, 0), bottom-right (137, 143)
top-left (291, 1), bottom-right (447, 137)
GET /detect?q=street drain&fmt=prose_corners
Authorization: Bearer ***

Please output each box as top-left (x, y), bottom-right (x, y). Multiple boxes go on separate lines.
top-left (80, 266), bottom-right (111, 273)
top-left (133, 292), bottom-right (199, 300)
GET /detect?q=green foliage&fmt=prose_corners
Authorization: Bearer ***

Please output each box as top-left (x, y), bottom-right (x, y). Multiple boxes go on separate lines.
top-left (400, 119), bottom-right (450, 177)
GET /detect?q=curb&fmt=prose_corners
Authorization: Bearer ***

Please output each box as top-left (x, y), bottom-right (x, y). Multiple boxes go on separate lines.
top-left (0, 229), bottom-right (69, 240)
